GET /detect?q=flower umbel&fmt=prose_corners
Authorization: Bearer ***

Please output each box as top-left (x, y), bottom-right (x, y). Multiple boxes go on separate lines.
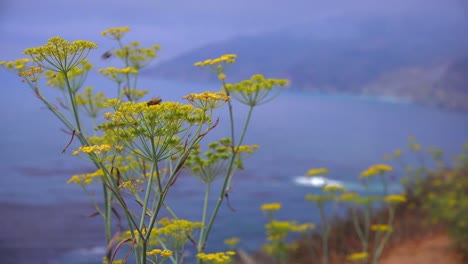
top-left (23, 36), bottom-right (97, 72)
top-left (101, 26), bottom-right (131, 40)
top-left (183, 91), bottom-right (230, 110)
top-left (306, 167), bottom-right (329, 176)
top-left (360, 164), bottom-right (393, 178)
top-left (260, 203), bottom-right (282, 212)
top-left (224, 74), bottom-right (289, 106)
top-left (346, 252), bottom-right (369, 261)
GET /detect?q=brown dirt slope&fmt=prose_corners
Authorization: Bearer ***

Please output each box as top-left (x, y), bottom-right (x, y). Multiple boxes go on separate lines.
top-left (379, 232), bottom-right (464, 264)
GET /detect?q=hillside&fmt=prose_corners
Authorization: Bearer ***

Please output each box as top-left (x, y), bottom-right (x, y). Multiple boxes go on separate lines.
top-left (146, 16), bottom-right (468, 111)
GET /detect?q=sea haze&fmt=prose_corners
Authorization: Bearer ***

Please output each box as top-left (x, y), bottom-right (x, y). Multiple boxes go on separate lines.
top-left (0, 72), bottom-right (467, 263)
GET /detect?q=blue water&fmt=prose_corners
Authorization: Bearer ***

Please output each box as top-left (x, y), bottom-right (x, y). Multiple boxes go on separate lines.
top-left (1, 71), bottom-right (467, 263)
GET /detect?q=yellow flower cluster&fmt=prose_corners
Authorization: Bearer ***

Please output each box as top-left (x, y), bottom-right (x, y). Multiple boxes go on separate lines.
top-left (75, 87), bottom-right (108, 118)
top-left (18, 65), bottom-right (43, 82)
top-left (196, 251), bottom-right (236, 264)
top-left (98, 67), bottom-right (138, 84)
top-left (120, 178), bottom-right (144, 193)
top-left (290, 223), bottom-right (315, 232)
top-left (194, 54), bottom-right (237, 67)
top-left (224, 74), bottom-right (289, 106)
top-left (360, 164), bottom-right (393, 178)
top-left (101, 26), bottom-right (131, 40)
top-left (122, 88), bottom-right (149, 102)
top-left (260, 202), bottom-right (282, 212)
top-left (72, 144), bottom-right (112, 156)
top-left (183, 91), bottom-right (230, 110)
top-left (150, 219), bottom-right (202, 242)
top-left (114, 42), bottom-right (161, 70)
top-left (223, 237), bottom-right (240, 247)
top-left (306, 167), bottom-right (329, 176)
top-left (147, 248), bottom-right (173, 257)
top-left (338, 192), bottom-right (359, 201)
top-left (322, 183), bottom-right (346, 193)
top-left (265, 220), bottom-right (313, 241)
top-left (384, 194), bottom-right (407, 203)
top-left (67, 169), bottom-right (104, 185)
top-left (98, 101), bottom-right (209, 142)
top-left (0, 58), bottom-right (31, 71)
top-left (186, 141), bottom-right (257, 184)
top-left (236, 144), bottom-right (260, 154)
top-left (371, 224), bottom-right (392, 232)
top-left (346, 252), bottom-right (369, 261)
top-left (23, 36), bottom-right (97, 72)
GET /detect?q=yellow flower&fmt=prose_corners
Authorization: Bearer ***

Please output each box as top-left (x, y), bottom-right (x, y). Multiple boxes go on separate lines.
top-left (236, 145), bottom-right (260, 154)
top-left (371, 224), bottom-right (392, 232)
top-left (183, 91), bottom-right (230, 110)
top-left (98, 67), bottom-right (138, 84)
top-left (72, 144), bottom-right (112, 155)
top-left (147, 248), bottom-right (173, 257)
top-left (160, 249), bottom-right (173, 257)
top-left (103, 112), bottom-right (112, 120)
top-left (384, 194), bottom-right (407, 203)
top-left (290, 223), bottom-right (315, 232)
top-left (101, 26), bottom-right (131, 40)
top-left (18, 65), bottom-right (43, 82)
top-left (194, 54), bottom-right (237, 67)
top-left (224, 237), bottom-right (240, 247)
top-left (67, 169), bottom-right (104, 185)
top-left (306, 167), bottom-right (329, 176)
top-left (322, 183), bottom-right (346, 193)
top-left (360, 164), bottom-right (393, 178)
top-left (224, 74), bottom-right (289, 106)
top-left (67, 175), bottom-right (82, 184)
top-left (23, 36), bottom-right (97, 72)
top-left (339, 192), bottom-right (359, 201)
top-left (1, 58), bottom-right (31, 71)
top-left (147, 249), bottom-right (162, 256)
top-left (197, 251), bottom-right (235, 264)
top-left (346, 252), bottom-right (369, 261)
top-left (218, 72), bottom-right (227, 81)
top-left (260, 203), bottom-right (282, 212)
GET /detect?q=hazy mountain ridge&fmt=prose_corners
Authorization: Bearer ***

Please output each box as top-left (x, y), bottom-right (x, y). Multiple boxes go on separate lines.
top-left (146, 17), bottom-right (468, 111)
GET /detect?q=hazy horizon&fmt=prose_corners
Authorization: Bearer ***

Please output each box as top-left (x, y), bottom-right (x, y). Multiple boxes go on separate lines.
top-left (1, 0), bottom-right (467, 63)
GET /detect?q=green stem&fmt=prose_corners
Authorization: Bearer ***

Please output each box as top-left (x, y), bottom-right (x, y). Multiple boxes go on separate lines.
top-left (198, 183), bottom-right (211, 253)
top-left (103, 186), bottom-right (112, 244)
top-left (140, 161), bottom-right (157, 229)
top-left (351, 207), bottom-right (366, 252)
top-left (318, 202), bottom-right (329, 264)
top-left (372, 206), bottom-right (395, 264)
top-left (363, 180), bottom-right (372, 253)
top-left (63, 70), bottom-right (82, 132)
top-left (62, 71), bottom-right (117, 246)
top-left (201, 105), bottom-right (255, 246)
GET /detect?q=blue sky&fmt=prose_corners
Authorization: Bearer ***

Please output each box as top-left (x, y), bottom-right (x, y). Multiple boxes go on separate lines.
top-left (1, 0), bottom-right (466, 62)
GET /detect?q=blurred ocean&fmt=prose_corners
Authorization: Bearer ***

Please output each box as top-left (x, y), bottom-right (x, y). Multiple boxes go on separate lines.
top-left (1, 71), bottom-right (467, 263)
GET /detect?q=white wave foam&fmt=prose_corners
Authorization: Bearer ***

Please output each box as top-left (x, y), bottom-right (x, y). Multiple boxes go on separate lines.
top-left (293, 176), bottom-right (344, 188)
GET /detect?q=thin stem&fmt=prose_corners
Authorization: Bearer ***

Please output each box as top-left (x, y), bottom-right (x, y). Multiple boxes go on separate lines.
top-left (201, 105), bottom-right (255, 246)
top-left (103, 186), bottom-right (112, 244)
top-left (140, 161), bottom-right (157, 229)
top-left (318, 202), bottom-right (329, 264)
top-left (63, 70), bottom-right (82, 132)
top-left (372, 206), bottom-right (395, 264)
top-left (198, 183), bottom-right (211, 252)
top-left (351, 207), bottom-right (366, 252)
